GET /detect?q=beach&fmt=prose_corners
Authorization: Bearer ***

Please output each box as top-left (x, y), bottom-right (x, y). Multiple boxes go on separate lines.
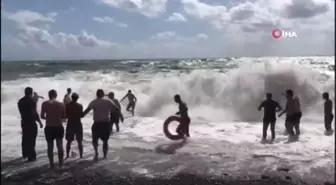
top-left (1, 57), bottom-right (335, 185)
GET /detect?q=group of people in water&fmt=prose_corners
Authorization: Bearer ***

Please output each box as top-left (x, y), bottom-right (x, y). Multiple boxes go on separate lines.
top-left (258, 90), bottom-right (334, 141)
top-left (17, 86), bottom-right (332, 169)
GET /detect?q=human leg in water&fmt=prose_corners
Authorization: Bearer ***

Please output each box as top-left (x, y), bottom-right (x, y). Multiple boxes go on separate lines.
top-left (102, 140), bottom-right (108, 159)
top-left (56, 139), bottom-right (64, 167)
top-left (91, 124), bottom-right (99, 161)
top-left (184, 118), bottom-right (190, 137)
top-left (270, 121), bottom-right (276, 140)
top-left (47, 141), bottom-right (55, 169)
top-left (262, 121), bottom-right (270, 140)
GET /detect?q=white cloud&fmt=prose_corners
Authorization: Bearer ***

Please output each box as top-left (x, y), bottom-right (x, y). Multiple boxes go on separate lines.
top-left (92, 16), bottom-right (128, 28)
top-left (93, 16), bottom-right (114, 23)
top-left (117, 22), bottom-right (128, 28)
top-left (100, 0), bottom-right (168, 17)
top-left (3, 10), bottom-right (115, 50)
top-left (197, 33), bottom-right (208, 39)
top-left (17, 26), bottom-right (115, 48)
top-left (165, 12), bottom-right (187, 22)
top-left (3, 10), bottom-right (57, 26)
top-left (151, 31), bottom-right (176, 39)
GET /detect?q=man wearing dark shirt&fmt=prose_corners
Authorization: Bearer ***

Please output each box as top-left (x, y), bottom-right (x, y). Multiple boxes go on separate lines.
top-left (174, 94), bottom-right (191, 137)
top-left (258, 93), bottom-right (283, 141)
top-left (17, 87), bottom-right (43, 161)
top-left (65, 93), bottom-right (83, 159)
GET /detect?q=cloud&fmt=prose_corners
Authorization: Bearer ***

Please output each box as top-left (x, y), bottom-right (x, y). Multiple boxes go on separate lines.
top-left (151, 31), bottom-right (176, 39)
top-left (197, 33), bottom-right (208, 39)
top-left (92, 16), bottom-right (128, 28)
top-left (165, 12), bottom-right (187, 22)
top-left (3, 10), bottom-right (115, 50)
top-left (281, 0), bottom-right (330, 19)
top-left (17, 26), bottom-right (115, 48)
top-left (100, 0), bottom-right (168, 17)
top-left (93, 16), bottom-right (114, 23)
top-left (3, 10), bottom-right (57, 26)
top-left (117, 23), bottom-right (128, 28)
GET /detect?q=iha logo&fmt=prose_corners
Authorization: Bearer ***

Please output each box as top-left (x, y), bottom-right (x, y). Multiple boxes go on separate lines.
top-left (272, 29), bottom-right (297, 39)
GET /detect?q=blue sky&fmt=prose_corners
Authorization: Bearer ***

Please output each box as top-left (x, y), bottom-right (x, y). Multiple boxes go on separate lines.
top-left (1, 0), bottom-right (334, 60)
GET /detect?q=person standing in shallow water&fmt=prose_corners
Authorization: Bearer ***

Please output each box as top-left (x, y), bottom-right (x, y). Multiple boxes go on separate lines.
top-left (41, 89), bottom-right (66, 169)
top-left (121, 90), bottom-right (137, 116)
top-left (107, 92), bottom-right (124, 132)
top-left (174, 94), bottom-right (191, 137)
top-left (82, 89), bottom-right (119, 160)
top-left (258, 93), bottom-right (283, 141)
top-left (32, 92), bottom-right (44, 104)
top-left (63, 88), bottom-right (72, 105)
top-left (279, 89), bottom-right (302, 137)
top-left (17, 87), bottom-right (43, 162)
top-left (65, 93), bottom-right (83, 159)
top-left (322, 92), bottom-right (334, 132)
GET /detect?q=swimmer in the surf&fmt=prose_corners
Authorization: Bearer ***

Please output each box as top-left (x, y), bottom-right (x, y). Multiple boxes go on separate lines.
top-left (41, 89), bottom-right (66, 169)
top-left (121, 90), bottom-right (137, 116)
top-left (63, 88), bottom-right (72, 105)
top-left (322, 92), bottom-right (334, 132)
top-left (279, 89), bottom-right (302, 137)
top-left (107, 92), bottom-right (124, 132)
top-left (33, 92), bottom-right (44, 104)
top-left (65, 93), bottom-right (83, 159)
top-left (174, 94), bottom-right (190, 137)
top-left (258, 93), bottom-right (283, 141)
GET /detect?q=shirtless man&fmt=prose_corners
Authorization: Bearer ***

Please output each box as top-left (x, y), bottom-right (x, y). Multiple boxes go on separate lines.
top-left (279, 89), bottom-right (302, 137)
top-left (41, 89), bottom-right (66, 169)
top-left (63, 88), bottom-right (72, 105)
top-left (121, 90), bottom-right (137, 116)
top-left (17, 87), bottom-right (43, 162)
top-left (83, 89), bottom-right (119, 160)
top-left (65, 93), bottom-right (83, 159)
top-left (107, 92), bottom-right (124, 132)
top-left (33, 92), bottom-right (44, 104)
top-left (322, 92), bottom-right (334, 132)
top-left (258, 93), bottom-right (283, 141)
top-left (174, 94), bottom-right (191, 137)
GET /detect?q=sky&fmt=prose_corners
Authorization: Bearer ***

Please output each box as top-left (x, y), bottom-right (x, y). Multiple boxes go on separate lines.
top-left (1, 0), bottom-right (335, 60)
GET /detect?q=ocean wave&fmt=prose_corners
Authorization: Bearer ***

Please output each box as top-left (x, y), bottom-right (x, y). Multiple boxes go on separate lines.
top-left (1, 57), bottom-right (334, 122)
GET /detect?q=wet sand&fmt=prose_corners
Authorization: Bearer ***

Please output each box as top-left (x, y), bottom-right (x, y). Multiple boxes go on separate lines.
top-left (0, 159), bottom-right (318, 185)
top-left (2, 142), bottom-right (334, 185)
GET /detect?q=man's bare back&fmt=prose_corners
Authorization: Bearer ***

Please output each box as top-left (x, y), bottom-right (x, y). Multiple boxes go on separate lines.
top-left (41, 100), bottom-right (66, 127)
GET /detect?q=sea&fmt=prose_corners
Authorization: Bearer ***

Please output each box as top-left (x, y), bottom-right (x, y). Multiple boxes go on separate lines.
top-left (1, 56), bottom-right (335, 183)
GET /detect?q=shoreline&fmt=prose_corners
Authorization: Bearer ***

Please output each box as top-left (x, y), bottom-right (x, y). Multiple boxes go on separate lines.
top-left (2, 144), bottom-right (334, 185)
top-left (1, 159), bottom-right (322, 185)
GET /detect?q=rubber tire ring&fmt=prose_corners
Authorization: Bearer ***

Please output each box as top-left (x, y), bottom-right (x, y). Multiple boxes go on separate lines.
top-left (163, 116), bottom-right (184, 140)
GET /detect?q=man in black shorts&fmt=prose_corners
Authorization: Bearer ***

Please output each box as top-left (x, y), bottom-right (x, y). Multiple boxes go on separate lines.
top-left (83, 89), bottom-right (119, 160)
top-left (17, 87), bottom-right (43, 162)
top-left (279, 89), bottom-right (302, 137)
top-left (65, 93), bottom-right (83, 159)
top-left (107, 92), bottom-right (124, 132)
top-left (258, 93), bottom-right (283, 141)
top-left (41, 89), bottom-right (66, 169)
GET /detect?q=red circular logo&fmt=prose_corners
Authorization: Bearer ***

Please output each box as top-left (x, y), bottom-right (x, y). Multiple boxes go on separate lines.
top-left (272, 29), bottom-right (281, 39)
